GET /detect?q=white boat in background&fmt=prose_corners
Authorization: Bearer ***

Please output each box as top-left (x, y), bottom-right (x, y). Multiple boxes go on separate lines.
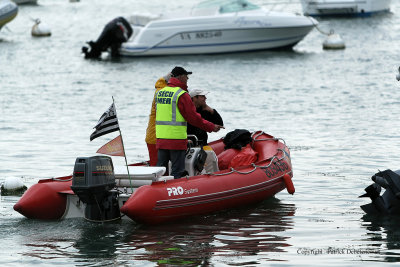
top-left (119, 0), bottom-right (318, 56)
top-left (12, 0), bottom-right (37, 5)
top-left (0, 0), bottom-right (17, 31)
top-left (301, 0), bottom-right (391, 17)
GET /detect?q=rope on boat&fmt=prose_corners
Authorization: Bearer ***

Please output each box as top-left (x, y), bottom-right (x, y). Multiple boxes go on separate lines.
top-left (305, 16), bottom-right (345, 49)
top-left (305, 16), bottom-right (333, 36)
top-left (253, 149), bottom-right (287, 169)
top-left (210, 148), bottom-right (288, 177)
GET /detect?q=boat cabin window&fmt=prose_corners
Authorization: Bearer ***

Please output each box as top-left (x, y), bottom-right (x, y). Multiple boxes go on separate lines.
top-left (194, 0), bottom-right (260, 15)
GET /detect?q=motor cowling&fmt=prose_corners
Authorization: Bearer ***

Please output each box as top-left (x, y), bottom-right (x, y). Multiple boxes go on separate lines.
top-left (82, 16), bottom-right (133, 59)
top-left (71, 156), bottom-right (120, 222)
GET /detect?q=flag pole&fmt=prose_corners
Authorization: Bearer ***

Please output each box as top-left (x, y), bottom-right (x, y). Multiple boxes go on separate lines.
top-left (112, 96), bottom-right (133, 192)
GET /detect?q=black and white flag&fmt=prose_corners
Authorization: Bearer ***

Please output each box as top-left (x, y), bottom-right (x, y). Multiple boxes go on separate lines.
top-left (90, 103), bottom-right (120, 141)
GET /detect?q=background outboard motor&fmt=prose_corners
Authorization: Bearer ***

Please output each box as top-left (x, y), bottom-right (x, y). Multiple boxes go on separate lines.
top-left (82, 16), bottom-right (133, 59)
top-left (360, 169), bottom-right (400, 215)
top-left (71, 156), bottom-right (120, 222)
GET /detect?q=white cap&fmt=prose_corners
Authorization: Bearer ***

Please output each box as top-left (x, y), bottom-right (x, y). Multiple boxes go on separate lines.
top-left (189, 89), bottom-right (209, 98)
top-left (163, 72), bottom-right (172, 82)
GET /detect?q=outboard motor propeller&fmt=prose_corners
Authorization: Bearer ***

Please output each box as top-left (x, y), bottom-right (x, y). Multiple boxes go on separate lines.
top-left (71, 156), bottom-right (120, 222)
top-left (360, 169), bottom-right (400, 215)
top-left (82, 16), bottom-right (133, 59)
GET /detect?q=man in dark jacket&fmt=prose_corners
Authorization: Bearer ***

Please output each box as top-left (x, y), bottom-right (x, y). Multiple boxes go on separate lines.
top-left (187, 89), bottom-right (224, 145)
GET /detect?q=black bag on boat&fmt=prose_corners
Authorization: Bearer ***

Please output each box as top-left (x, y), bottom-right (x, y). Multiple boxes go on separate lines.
top-left (223, 129), bottom-right (252, 150)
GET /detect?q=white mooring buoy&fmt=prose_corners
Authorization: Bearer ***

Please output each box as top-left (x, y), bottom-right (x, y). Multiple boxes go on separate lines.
top-left (323, 32), bottom-right (345, 50)
top-left (1, 177), bottom-right (27, 196)
top-left (31, 19), bottom-right (51, 37)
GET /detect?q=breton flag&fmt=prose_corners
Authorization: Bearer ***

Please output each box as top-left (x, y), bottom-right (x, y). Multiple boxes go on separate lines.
top-left (96, 135), bottom-right (125, 157)
top-left (90, 103), bottom-right (120, 141)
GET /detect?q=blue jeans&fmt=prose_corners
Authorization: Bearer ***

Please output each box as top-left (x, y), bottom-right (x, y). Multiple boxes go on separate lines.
top-left (157, 149), bottom-right (186, 179)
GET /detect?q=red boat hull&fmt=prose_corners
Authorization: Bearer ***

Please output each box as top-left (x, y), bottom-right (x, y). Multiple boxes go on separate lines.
top-left (14, 131), bottom-right (294, 224)
top-left (120, 131), bottom-right (293, 224)
top-left (13, 176), bottom-right (72, 219)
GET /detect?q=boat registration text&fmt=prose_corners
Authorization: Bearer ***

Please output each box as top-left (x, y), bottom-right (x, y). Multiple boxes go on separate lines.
top-left (180, 31), bottom-right (222, 40)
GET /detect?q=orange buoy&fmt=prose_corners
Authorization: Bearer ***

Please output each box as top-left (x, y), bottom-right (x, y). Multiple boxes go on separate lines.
top-left (283, 174), bottom-right (295, 195)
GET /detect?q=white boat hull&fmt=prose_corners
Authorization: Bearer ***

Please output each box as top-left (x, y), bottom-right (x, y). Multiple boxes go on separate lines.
top-left (301, 0), bottom-right (391, 16)
top-left (121, 26), bottom-right (315, 56)
top-left (0, 0), bottom-right (18, 30)
top-left (120, 9), bottom-right (317, 56)
top-left (12, 0), bottom-right (37, 4)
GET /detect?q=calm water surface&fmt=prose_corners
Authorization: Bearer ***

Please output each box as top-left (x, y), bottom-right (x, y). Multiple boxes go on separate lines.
top-left (2, 0), bottom-right (400, 266)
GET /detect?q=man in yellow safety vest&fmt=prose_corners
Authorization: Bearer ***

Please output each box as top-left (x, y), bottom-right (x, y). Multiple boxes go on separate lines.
top-left (155, 66), bottom-right (223, 178)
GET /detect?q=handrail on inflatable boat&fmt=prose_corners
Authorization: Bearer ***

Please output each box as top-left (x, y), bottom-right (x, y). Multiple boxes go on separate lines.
top-left (251, 130), bottom-right (286, 146)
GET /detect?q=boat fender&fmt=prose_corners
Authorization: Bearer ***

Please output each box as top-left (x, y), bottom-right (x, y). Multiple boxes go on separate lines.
top-left (31, 19), bottom-right (51, 37)
top-left (1, 177), bottom-right (27, 196)
top-left (396, 67), bottom-right (400, 81)
top-left (323, 33), bottom-right (345, 50)
top-left (283, 174), bottom-right (295, 195)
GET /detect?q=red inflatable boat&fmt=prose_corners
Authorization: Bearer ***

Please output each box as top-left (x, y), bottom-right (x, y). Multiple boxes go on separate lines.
top-left (14, 131), bottom-right (294, 224)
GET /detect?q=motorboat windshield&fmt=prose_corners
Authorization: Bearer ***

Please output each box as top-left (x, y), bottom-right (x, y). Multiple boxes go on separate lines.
top-left (192, 0), bottom-right (260, 16)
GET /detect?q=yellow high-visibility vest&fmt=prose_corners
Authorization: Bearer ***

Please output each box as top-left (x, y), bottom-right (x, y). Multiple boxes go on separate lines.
top-left (155, 86), bottom-right (187, 139)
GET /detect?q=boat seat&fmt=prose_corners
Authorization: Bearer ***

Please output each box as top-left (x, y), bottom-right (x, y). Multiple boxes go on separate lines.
top-left (114, 166), bottom-right (166, 180)
top-left (114, 166), bottom-right (168, 187)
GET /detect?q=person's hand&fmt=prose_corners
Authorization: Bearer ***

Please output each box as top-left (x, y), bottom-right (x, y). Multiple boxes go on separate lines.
top-left (203, 104), bottom-right (214, 114)
top-left (213, 125), bottom-right (224, 132)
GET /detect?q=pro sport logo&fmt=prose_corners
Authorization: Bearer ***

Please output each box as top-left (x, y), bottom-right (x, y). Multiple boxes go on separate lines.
top-left (167, 187), bottom-right (199, 196)
top-left (167, 186), bottom-right (184, 196)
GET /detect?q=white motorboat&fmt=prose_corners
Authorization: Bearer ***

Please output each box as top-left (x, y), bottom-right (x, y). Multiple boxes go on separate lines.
top-left (0, 0), bottom-right (17, 31)
top-left (12, 0), bottom-right (37, 4)
top-left (301, 0), bottom-right (391, 17)
top-left (119, 0), bottom-right (318, 56)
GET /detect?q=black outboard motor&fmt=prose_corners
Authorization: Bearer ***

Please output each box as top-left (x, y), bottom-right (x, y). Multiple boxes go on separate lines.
top-left (71, 156), bottom-right (120, 222)
top-left (82, 16), bottom-right (133, 59)
top-left (360, 169), bottom-right (400, 215)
